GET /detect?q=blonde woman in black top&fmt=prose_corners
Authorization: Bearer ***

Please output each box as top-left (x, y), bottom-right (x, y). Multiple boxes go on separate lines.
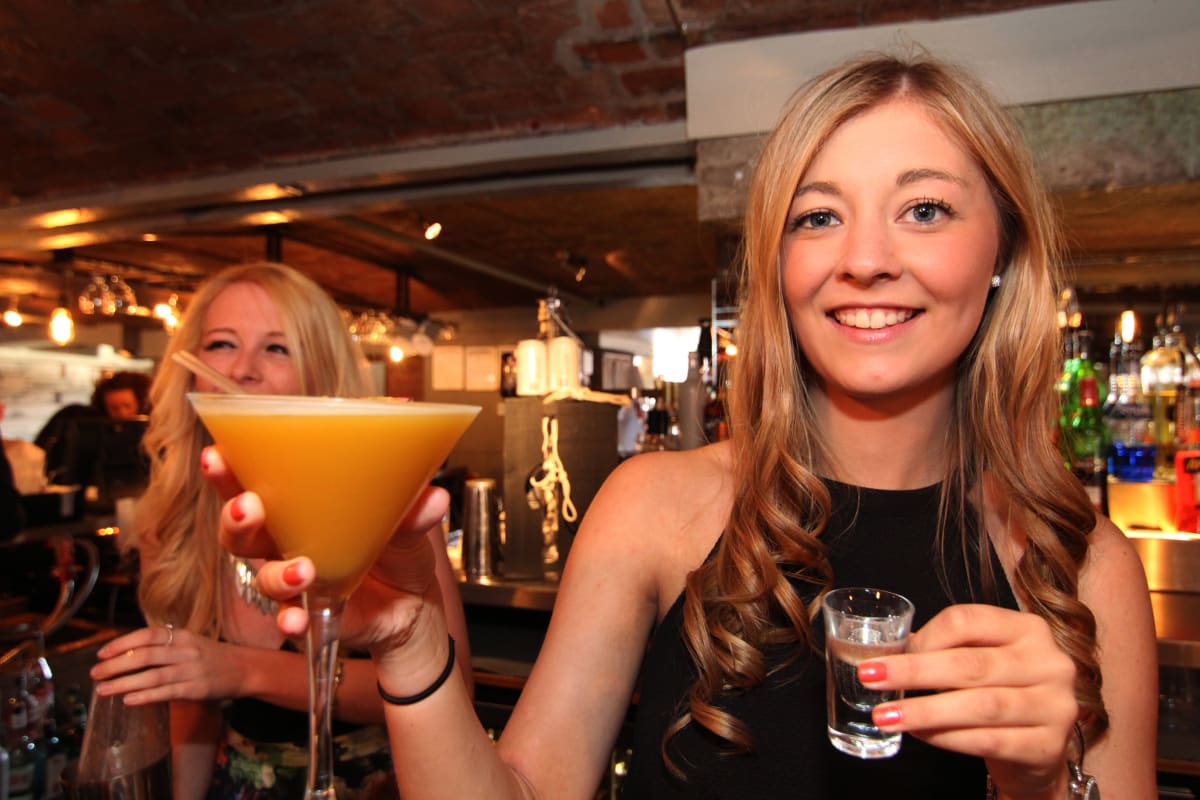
top-left (215, 55), bottom-right (1156, 798)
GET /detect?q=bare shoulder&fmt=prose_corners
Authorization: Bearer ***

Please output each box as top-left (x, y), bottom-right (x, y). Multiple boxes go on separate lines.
top-left (1077, 515), bottom-right (1156, 666)
top-left (570, 441), bottom-right (734, 615)
top-left (1078, 515), bottom-right (1151, 601)
top-left (587, 441), bottom-right (732, 542)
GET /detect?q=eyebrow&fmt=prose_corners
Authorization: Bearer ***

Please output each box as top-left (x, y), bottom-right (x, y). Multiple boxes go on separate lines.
top-left (896, 168), bottom-right (968, 188)
top-left (793, 180), bottom-right (840, 198)
top-left (202, 327), bottom-right (287, 338)
top-left (793, 168), bottom-right (968, 199)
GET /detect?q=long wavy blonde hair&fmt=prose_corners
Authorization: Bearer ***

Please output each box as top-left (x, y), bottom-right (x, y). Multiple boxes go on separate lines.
top-left (137, 262), bottom-right (371, 636)
top-left (668, 53), bottom-right (1104, 768)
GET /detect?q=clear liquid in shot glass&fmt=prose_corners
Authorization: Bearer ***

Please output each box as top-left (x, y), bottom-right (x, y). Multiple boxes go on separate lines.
top-left (826, 628), bottom-right (905, 757)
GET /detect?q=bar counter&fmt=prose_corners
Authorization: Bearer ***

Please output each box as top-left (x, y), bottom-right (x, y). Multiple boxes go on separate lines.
top-left (457, 572), bottom-right (559, 612)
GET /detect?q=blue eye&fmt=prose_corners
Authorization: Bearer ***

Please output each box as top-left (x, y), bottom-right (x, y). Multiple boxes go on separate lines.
top-left (907, 199), bottom-right (954, 224)
top-left (788, 209), bottom-right (840, 231)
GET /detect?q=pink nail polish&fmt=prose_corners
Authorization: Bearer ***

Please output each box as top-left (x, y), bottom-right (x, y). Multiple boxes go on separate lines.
top-left (858, 661), bottom-right (887, 682)
top-left (873, 705), bottom-right (902, 726)
top-left (283, 562), bottom-right (304, 586)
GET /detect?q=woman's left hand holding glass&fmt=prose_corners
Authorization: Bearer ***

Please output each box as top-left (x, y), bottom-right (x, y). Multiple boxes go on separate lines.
top-left (91, 626), bottom-right (255, 706)
top-left (860, 603), bottom-right (1077, 798)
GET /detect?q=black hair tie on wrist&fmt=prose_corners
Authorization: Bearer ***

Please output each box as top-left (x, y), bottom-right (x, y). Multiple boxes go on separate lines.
top-left (377, 635), bottom-right (456, 706)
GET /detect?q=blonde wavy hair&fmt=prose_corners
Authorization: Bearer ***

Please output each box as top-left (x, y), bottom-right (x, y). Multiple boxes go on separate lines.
top-left (668, 53), bottom-right (1104, 770)
top-left (137, 262), bottom-right (371, 637)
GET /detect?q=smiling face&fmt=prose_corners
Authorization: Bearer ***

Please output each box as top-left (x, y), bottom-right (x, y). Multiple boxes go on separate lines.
top-left (196, 281), bottom-right (303, 395)
top-left (780, 98), bottom-right (1000, 412)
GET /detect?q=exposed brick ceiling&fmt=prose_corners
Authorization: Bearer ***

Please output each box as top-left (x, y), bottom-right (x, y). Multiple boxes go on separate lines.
top-left (2, 0), bottom-right (1194, 328)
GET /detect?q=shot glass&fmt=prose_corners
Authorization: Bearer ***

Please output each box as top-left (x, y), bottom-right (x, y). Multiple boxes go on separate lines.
top-left (822, 587), bottom-right (915, 759)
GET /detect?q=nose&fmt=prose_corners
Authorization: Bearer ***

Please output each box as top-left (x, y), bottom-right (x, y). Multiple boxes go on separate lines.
top-left (839, 217), bottom-right (898, 286)
top-left (229, 350), bottom-right (262, 386)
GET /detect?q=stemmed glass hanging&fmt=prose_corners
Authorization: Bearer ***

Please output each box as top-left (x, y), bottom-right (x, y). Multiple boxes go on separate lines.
top-left (77, 274), bottom-right (139, 315)
top-left (107, 275), bottom-right (138, 314)
top-left (78, 274), bottom-right (114, 315)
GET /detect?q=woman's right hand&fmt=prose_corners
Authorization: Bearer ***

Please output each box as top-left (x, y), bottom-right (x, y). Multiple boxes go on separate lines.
top-left (204, 446), bottom-right (452, 664)
top-left (91, 625), bottom-right (257, 705)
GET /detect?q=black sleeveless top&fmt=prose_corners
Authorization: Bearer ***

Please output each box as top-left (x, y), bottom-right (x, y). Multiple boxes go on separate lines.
top-left (622, 480), bottom-right (1019, 799)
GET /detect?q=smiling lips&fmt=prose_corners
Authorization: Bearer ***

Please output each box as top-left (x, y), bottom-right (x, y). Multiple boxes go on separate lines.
top-left (832, 308), bottom-right (916, 329)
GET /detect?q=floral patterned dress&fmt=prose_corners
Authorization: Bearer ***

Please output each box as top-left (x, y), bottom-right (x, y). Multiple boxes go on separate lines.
top-left (207, 712), bottom-right (398, 800)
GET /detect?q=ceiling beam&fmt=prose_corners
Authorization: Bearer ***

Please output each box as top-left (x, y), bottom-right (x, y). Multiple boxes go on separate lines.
top-left (0, 122), bottom-right (691, 229)
top-left (338, 218), bottom-right (589, 307)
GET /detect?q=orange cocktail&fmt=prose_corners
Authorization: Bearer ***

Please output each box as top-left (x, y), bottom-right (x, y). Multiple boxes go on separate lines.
top-left (189, 392), bottom-right (479, 799)
top-left (192, 395), bottom-right (478, 596)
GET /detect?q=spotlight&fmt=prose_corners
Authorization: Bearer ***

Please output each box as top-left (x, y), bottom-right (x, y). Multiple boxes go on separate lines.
top-left (557, 250), bottom-right (588, 283)
top-left (423, 220), bottom-right (442, 240)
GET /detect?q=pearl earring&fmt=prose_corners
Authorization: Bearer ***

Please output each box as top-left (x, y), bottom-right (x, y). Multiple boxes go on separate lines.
top-left (990, 274), bottom-right (1002, 289)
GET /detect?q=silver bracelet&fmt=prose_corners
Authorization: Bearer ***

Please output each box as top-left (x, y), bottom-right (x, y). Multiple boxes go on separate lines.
top-left (985, 723), bottom-right (1098, 799)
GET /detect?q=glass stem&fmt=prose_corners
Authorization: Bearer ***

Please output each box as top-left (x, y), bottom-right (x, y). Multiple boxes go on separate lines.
top-left (304, 592), bottom-right (345, 799)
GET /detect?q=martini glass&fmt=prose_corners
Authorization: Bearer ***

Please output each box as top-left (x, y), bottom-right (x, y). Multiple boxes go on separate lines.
top-left (189, 393), bottom-right (480, 798)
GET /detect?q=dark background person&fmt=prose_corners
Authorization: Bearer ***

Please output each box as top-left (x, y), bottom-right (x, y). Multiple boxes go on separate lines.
top-left (34, 370), bottom-right (152, 484)
top-left (90, 370), bottom-right (152, 420)
top-left (1, 400), bottom-right (27, 539)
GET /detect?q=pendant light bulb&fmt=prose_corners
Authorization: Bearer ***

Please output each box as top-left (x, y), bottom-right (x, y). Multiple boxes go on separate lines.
top-left (3, 297), bottom-right (21, 327)
top-left (49, 305), bottom-right (75, 345)
top-left (1119, 309), bottom-right (1137, 344)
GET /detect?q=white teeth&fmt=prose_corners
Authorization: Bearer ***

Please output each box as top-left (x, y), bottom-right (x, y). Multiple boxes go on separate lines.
top-left (834, 309), bottom-right (914, 329)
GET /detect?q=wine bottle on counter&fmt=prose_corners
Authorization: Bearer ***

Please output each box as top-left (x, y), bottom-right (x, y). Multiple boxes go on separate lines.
top-left (676, 352), bottom-right (706, 450)
top-left (5, 673), bottom-right (41, 800)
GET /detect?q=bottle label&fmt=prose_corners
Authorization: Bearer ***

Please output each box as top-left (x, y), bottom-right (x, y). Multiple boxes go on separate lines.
top-left (44, 752), bottom-right (68, 799)
top-left (8, 704), bottom-right (28, 731)
top-left (10, 759), bottom-right (35, 796)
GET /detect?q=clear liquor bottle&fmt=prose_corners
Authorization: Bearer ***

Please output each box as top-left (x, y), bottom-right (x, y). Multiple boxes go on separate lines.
top-left (1107, 339), bottom-right (1156, 482)
top-left (5, 674), bottom-right (41, 800)
top-left (1057, 329), bottom-right (1082, 443)
top-left (1140, 306), bottom-right (1200, 479)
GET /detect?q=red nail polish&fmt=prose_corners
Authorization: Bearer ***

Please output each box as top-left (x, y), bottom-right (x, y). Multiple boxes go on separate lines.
top-left (230, 496), bottom-right (246, 522)
top-left (283, 562), bottom-right (304, 586)
top-left (873, 705), bottom-right (902, 726)
top-left (858, 661), bottom-right (887, 682)
top-left (200, 448), bottom-right (211, 473)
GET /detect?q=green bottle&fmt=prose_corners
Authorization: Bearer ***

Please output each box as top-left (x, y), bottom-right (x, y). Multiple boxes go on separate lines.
top-left (1069, 376), bottom-right (1109, 514)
